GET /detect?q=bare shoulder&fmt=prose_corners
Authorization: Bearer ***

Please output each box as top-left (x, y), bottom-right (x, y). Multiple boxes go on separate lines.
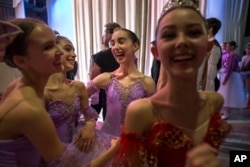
top-left (141, 75), bottom-right (156, 94)
top-left (124, 98), bottom-right (155, 134)
top-left (202, 91), bottom-right (224, 113)
top-left (72, 80), bottom-right (87, 91)
top-left (1, 78), bottom-right (20, 98)
top-left (15, 98), bottom-right (45, 120)
top-left (2, 97), bottom-right (46, 128)
top-left (92, 72), bottom-right (112, 88)
top-left (143, 75), bottom-right (155, 85)
top-left (96, 72), bottom-right (112, 80)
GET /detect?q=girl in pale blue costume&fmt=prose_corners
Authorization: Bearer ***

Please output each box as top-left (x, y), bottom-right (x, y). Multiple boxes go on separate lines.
top-left (0, 18), bottom-right (118, 167)
top-left (87, 28), bottom-right (156, 136)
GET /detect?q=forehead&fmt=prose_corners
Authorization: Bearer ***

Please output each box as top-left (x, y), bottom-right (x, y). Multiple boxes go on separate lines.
top-left (27, 24), bottom-right (54, 44)
top-left (58, 38), bottom-right (72, 46)
top-left (159, 8), bottom-right (206, 29)
top-left (112, 30), bottom-right (129, 39)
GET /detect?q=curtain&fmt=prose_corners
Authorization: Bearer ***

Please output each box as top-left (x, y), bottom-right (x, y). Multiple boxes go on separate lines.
top-left (73, 0), bottom-right (170, 83)
top-left (206, 0), bottom-right (249, 55)
top-left (73, 0), bottom-right (208, 83)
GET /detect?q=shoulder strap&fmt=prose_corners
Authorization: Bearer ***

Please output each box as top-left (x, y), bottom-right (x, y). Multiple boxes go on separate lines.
top-left (0, 99), bottom-right (27, 120)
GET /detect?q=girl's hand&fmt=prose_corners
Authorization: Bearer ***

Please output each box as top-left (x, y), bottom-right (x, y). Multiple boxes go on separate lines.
top-left (73, 121), bottom-right (96, 152)
top-left (185, 143), bottom-right (220, 167)
top-left (105, 137), bottom-right (120, 158)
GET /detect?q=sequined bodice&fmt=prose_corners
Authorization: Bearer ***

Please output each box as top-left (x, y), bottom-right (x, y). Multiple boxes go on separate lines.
top-left (145, 112), bottom-right (230, 166)
top-left (114, 112), bottom-right (231, 167)
top-left (101, 78), bottom-right (148, 136)
top-left (110, 78), bottom-right (145, 111)
top-left (46, 95), bottom-right (81, 143)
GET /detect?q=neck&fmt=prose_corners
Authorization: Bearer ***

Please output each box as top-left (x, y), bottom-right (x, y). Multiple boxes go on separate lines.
top-left (162, 75), bottom-right (200, 106)
top-left (116, 61), bottom-right (137, 76)
top-left (62, 71), bottom-right (68, 82)
top-left (21, 75), bottom-right (49, 99)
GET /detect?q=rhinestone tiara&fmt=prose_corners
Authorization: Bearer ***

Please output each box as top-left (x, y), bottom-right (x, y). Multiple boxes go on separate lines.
top-left (160, 0), bottom-right (200, 18)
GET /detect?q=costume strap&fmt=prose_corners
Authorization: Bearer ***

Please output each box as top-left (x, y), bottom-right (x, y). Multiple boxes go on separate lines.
top-left (0, 98), bottom-right (27, 120)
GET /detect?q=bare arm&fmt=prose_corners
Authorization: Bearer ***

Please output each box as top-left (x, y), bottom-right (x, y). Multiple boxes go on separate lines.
top-left (74, 81), bottom-right (96, 152)
top-left (143, 76), bottom-right (156, 96)
top-left (11, 97), bottom-right (119, 167)
top-left (1, 78), bottom-right (20, 101)
top-left (87, 72), bottom-right (112, 96)
top-left (19, 100), bottom-right (64, 163)
top-left (111, 99), bottom-right (154, 166)
top-left (89, 138), bottom-right (120, 167)
top-left (124, 99), bottom-right (154, 134)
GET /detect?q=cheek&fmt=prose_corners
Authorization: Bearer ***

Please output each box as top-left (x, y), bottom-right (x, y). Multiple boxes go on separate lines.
top-left (61, 53), bottom-right (68, 61)
top-left (196, 41), bottom-right (208, 66)
top-left (160, 48), bottom-right (174, 66)
top-left (196, 38), bottom-right (208, 54)
top-left (70, 52), bottom-right (76, 58)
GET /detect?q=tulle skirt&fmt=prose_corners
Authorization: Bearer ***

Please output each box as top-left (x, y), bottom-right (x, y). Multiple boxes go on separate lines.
top-left (217, 69), bottom-right (246, 108)
top-left (47, 130), bottom-right (115, 167)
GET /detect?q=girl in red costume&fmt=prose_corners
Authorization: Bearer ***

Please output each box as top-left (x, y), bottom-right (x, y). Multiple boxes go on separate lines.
top-left (112, 0), bottom-right (231, 166)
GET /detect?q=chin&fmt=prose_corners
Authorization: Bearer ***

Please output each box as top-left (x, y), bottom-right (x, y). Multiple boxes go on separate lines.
top-left (173, 69), bottom-right (196, 78)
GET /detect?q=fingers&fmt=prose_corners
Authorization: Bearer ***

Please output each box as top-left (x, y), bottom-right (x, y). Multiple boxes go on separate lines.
top-left (72, 131), bottom-right (81, 144)
top-left (82, 138), bottom-right (94, 152)
top-left (74, 135), bottom-right (95, 152)
top-left (185, 143), bottom-right (220, 167)
top-left (187, 143), bottom-right (218, 157)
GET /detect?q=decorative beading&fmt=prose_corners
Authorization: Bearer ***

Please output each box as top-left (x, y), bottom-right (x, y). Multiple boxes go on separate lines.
top-left (160, 0), bottom-right (200, 18)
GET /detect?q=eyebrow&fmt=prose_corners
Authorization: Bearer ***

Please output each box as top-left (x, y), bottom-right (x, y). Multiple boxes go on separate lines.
top-left (161, 23), bottom-right (202, 30)
top-left (63, 44), bottom-right (75, 50)
top-left (117, 37), bottom-right (126, 41)
top-left (62, 44), bottom-right (73, 47)
top-left (110, 37), bottom-right (126, 43)
top-left (42, 40), bottom-right (54, 47)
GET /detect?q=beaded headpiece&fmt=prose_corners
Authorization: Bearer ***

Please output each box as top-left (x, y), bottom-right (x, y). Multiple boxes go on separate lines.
top-left (160, 0), bottom-right (200, 18)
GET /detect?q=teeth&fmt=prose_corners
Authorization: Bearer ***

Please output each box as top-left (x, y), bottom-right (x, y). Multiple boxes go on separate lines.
top-left (174, 56), bottom-right (192, 61)
top-left (115, 52), bottom-right (123, 56)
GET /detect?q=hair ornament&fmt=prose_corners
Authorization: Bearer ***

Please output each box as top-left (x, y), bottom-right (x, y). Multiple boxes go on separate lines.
top-left (160, 0), bottom-right (200, 17)
top-left (0, 20), bottom-right (23, 41)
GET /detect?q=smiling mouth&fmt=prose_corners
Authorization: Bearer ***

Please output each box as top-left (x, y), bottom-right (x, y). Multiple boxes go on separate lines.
top-left (173, 55), bottom-right (193, 62)
top-left (68, 60), bottom-right (75, 64)
top-left (115, 53), bottom-right (125, 58)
